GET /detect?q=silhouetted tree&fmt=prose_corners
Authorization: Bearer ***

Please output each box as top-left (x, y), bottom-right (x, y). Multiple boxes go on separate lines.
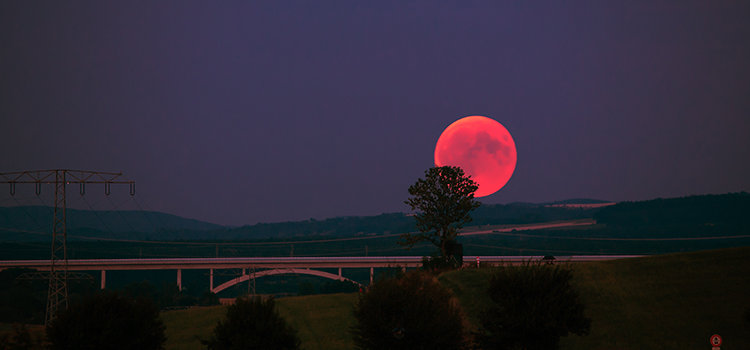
top-left (401, 166), bottom-right (480, 267)
top-left (352, 271), bottom-right (466, 350)
top-left (46, 290), bottom-right (166, 350)
top-left (0, 268), bottom-right (45, 324)
top-left (203, 296), bottom-right (300, 350)
top-left (479, 263), bottom-right (591, 350)
top-left (198, 291), bottom-right (220, 306)
top-left (0, 323), bottom-right (39, 350)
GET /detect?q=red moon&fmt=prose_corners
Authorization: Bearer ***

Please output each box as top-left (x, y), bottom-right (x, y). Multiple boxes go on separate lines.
top-left (434, 116), bottom-right (517, 197)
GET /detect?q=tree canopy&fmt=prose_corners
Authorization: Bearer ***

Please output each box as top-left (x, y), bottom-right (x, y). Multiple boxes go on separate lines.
top-left (401, 166), bottom-right (480, 260)
top-left (479, 263), bottom-right (591, 350)
top-left (203, 296), bottom-right (300, 350)
top-left (46, 290), bottom-right (166, 350)
top-left (352, 271), bottom-right (465, 350)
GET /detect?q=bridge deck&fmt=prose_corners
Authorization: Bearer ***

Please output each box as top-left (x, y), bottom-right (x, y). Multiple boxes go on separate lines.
top-left (0, 255), bottom-right (643, 271)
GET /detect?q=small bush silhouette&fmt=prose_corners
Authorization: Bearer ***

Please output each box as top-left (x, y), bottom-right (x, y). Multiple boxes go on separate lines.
top-left (203, 296), bottom-right (300, 350)
top-left (479, 263), bottom-right (591, 350)
top-left (46, 290), bottom-right (166, 350)
top-left (352, 271), bottom-right (465, 350)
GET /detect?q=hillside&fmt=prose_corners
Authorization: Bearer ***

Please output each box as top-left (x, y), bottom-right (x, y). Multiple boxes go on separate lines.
top-left (594, 192), bottom-right (750, 235)
top-left (0, 206), bottom-right (224, 241)
top-left (440, 246), bottom-right (750, 349)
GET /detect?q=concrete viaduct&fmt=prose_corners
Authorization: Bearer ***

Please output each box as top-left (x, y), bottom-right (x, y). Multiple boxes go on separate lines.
top-left (0, 255), bottom-right (642, 294)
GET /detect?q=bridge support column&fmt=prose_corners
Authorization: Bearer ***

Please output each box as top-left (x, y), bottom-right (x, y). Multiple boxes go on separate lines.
top-left (338, 267), bottom-right (342, 277)
top-left (177, 269), bottom-right (182, 291)
top-left (369, 267), bottom-right (374, 284)
top-left (209, 268), bottom-right (214, 292)
top-left (100, 270), bottom-right (106, 289)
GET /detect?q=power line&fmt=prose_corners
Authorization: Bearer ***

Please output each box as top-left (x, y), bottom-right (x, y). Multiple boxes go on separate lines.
top-left (0, 169), bottom-right (134, 325)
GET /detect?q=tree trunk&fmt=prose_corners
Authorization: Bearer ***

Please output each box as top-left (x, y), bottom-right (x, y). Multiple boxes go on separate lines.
top-left (439, 235), bottom-right (448, 257)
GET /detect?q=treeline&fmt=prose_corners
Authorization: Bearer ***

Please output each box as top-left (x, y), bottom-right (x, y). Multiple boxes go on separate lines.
top-left (471, 203), bottom-right (596, 226)
top-left (190, 203), bottom-right (600, 240)
top-left (594, 192), bottom-right (750, 235)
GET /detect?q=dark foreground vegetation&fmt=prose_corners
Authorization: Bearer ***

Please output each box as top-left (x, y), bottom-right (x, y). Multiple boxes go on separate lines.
top-left (479, 264), bottom-right (590, 350)
top-left (202, 296), bottom-right (300, 350)
top-left (352, 271), bottom-right (466, 350)
top-left (46, 290), bottom-right (166, 350)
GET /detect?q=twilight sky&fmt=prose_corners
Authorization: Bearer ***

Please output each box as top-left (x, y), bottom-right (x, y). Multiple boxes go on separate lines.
top-left (1, 1), bottom-right (749, 226)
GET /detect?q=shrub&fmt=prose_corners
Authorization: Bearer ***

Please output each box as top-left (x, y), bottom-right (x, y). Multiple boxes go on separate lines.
top-left (46, 290), bottom-right (166, 350)
top-left (352, 271), bottom-right (465, 350)
top-left (198, 291), bottom-right (220, 306)
top-left (203, 296), bottom-right (300, 350)
top-left (479, 263), bottom-right (591, 350)
top-left (0, 323), bottom-right (40, 350)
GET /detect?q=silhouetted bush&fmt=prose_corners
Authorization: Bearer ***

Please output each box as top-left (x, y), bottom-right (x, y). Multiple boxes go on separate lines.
top-left (421, 241), bottom-right (463, 271)
top-left (319, 279), bottom-right (359, 294)
top-left (203, 296), bottom-right (300, 350)
top-left (0, 269), bottom-right (45, 324)
top-left (352, 271), bottom-right (465, 350)
top-left (198, 291), bottom-right (220, 306)
top-left (479, 263), bottom-right (590, 350)
top-left (46, 290), bottom-right (165, 350)
top-left (0, 323), bottom-right (40, 350)
top-left (297, 281), bottom-right (315, 296)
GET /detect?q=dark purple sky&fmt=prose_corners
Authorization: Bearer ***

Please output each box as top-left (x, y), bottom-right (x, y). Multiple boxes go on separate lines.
top-left (2, 1), bottom-right (749, 226)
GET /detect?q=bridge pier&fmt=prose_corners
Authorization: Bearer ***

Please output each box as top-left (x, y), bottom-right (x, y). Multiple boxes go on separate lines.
top-left (177, 269), bottom-right (182, 291)
top-left (338, 267), bottom-right (342, 277)
top-left (100, 270), bottom-right (106, 289)
top-left (209, 268), bottom-right (214, 292)
top-left (370, 267), bottom-right (373, 284)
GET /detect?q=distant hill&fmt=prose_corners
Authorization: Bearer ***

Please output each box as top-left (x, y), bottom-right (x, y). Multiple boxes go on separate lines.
top-left (201, 202), bottom-right (602, 241)
top-left (0, 201), bottom-right (604, 242)
top-left (542, 198), bottom-right (612, 205)
top-left (4, 193), bottom-right (746, 243)
top-left (593, 192), bottom-right (750, 236)
top-left (0, 206), bottom-right (223, 241)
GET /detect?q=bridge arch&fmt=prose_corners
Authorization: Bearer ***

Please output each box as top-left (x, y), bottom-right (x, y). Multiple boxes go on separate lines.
top-left (212, 268), bottom-right (362, 294)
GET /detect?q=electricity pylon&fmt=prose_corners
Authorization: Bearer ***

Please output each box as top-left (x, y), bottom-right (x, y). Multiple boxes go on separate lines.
top-left (0, 169), bottom-right (134, 325)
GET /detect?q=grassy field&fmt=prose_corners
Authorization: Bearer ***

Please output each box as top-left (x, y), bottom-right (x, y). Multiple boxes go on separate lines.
top-left (160, 306), bottom-right (226, 350)
top-left (440, 246), bottom-right (750, 350)
top-left (276, 293), bottom-right (358, 350)
top-left (161, 293), bottom-right (358, 350)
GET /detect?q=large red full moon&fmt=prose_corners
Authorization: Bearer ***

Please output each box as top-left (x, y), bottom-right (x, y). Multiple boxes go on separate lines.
top-left (434, 116), bottom-right (517, 197)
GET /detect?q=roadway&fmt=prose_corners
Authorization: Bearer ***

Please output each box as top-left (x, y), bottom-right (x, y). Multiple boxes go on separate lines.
top-left (458, 219), bottom-right (597, 236)
top-left (0, 255), bottom-right (643, 291)
top-left (0, 254), bottom-right (641, 272)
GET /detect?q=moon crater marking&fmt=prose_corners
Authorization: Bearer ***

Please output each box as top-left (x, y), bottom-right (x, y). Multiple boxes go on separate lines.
top-left (434, 116), bottom-right (517, 197)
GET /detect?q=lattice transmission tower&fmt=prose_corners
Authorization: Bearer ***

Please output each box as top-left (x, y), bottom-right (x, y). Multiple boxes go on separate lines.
top-left (0, 169), bottom-right (135, 325)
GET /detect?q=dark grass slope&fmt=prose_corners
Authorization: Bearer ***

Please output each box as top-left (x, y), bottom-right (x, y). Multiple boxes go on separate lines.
top-left (440, 246), bottom-right (750, 350)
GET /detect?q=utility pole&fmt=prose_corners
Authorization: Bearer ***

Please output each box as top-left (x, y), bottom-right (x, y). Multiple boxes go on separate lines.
top-left (0, 169), bottom-right (134, 325)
